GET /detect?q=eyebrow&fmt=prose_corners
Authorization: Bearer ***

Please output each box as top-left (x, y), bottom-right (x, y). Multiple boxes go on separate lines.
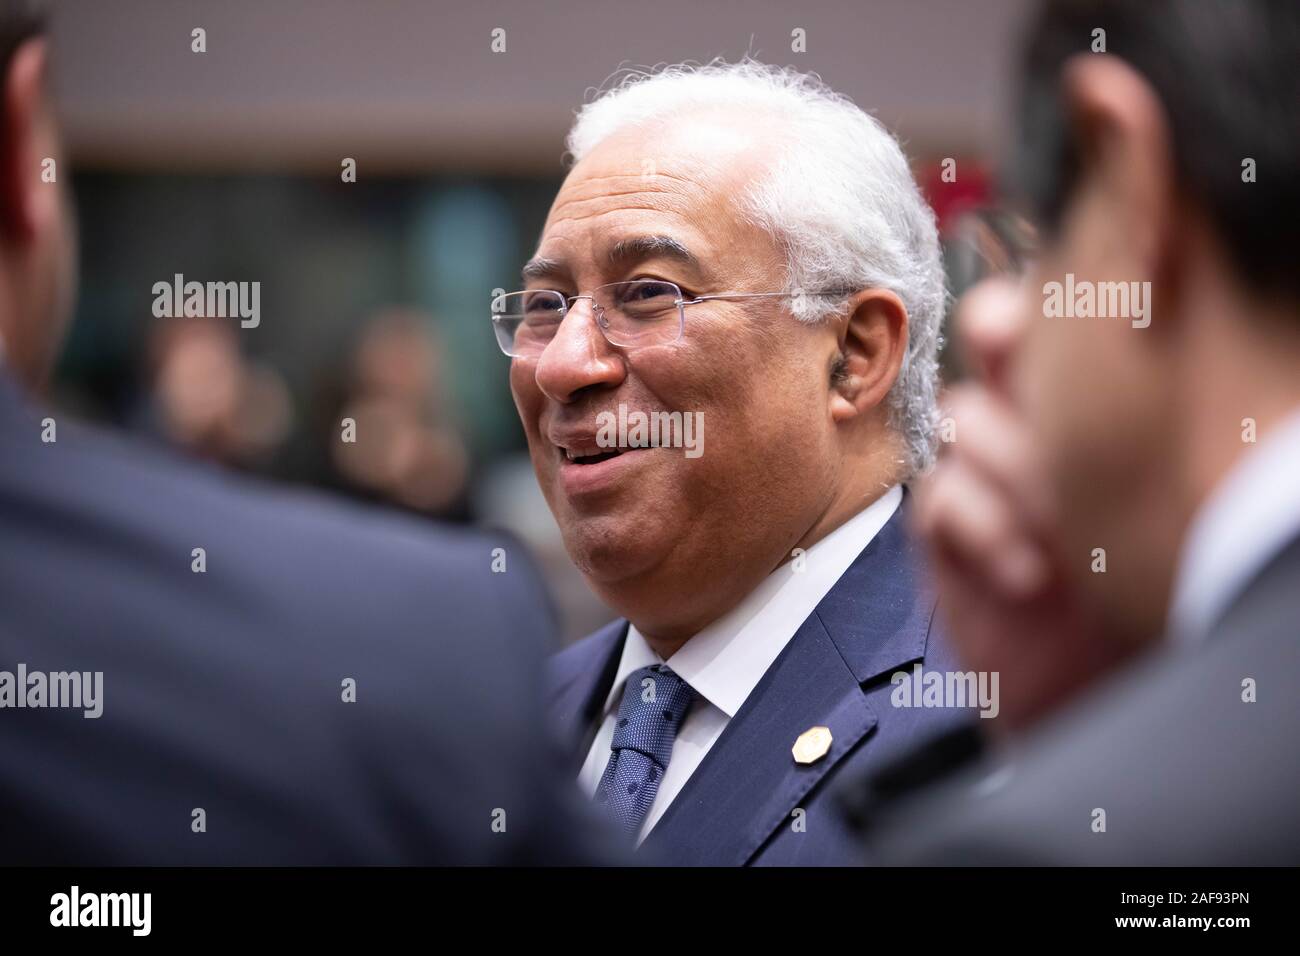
top-left (520, 234), bottom-right (700, 284)
top-left (606, 235), bottom-right (699, 271)
top-left (520, 256), bottom-right (564, 282)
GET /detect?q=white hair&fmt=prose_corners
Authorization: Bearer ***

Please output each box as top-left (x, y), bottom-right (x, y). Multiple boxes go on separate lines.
top-left (566, 59), bottom-right (946, 475)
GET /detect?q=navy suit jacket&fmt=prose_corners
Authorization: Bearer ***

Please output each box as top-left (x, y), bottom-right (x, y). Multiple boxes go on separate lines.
top-left (547, 501), bottom-right (971, 865)
top-left (0, 371), bottom-right (611, 865)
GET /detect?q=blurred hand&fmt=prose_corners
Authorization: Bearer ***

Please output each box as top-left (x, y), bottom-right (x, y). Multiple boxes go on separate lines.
top-left (916, 279), bottom-right (1114, 734)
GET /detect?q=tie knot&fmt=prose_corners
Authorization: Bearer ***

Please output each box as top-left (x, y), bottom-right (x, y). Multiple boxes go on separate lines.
top-left (609, 664), bottom-right (697, 767)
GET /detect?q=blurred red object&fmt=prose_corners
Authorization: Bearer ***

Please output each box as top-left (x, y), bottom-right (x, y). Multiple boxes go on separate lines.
top-left (919, 158), bottom-right (993, 236)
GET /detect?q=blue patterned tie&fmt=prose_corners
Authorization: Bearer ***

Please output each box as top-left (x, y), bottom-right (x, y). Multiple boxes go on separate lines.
top-left (594, 664), bottom-right (697, 840)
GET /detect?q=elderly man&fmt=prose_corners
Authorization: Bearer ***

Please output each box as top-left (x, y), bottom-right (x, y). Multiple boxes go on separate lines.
top-left (496, 61), bottom-right (968, 864)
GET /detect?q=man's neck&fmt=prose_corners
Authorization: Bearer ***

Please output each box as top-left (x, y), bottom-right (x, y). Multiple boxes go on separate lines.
top-left (1180, 307), bottom-right (1300, 526)
top-left (791, 474), bottom-right (899, 560)
top-left (629, 473), bottom-right (901, 659)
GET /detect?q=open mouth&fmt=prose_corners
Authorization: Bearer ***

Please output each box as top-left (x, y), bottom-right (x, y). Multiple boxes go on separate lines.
top-left (562, 448), bottom-right (624, 466)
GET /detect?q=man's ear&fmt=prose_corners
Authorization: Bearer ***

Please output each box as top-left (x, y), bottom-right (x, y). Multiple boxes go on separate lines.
top-left (829, 288), bottom-right (907, 423)
top-left (1059, 53), bottom-right (1178, 286)
top-left (1, 38), bottom-right (51, 242)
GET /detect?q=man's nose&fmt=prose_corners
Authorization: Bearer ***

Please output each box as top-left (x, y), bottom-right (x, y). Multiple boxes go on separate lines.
top-left (533, 298), bottom-right (626, 403)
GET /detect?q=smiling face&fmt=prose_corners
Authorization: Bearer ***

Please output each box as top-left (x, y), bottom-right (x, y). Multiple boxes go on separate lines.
top-left (509, 114), bottom-right (849, 642)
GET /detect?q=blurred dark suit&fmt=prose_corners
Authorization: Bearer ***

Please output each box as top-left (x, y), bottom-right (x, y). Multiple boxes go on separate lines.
top-left (845, 531), bottom-right (1300, 865)
top-left (0, 371), bottom-right (608, 865)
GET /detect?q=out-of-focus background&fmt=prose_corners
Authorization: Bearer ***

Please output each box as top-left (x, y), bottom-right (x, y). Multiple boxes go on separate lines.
top-left (47, 0), bottom-right (1028, 642)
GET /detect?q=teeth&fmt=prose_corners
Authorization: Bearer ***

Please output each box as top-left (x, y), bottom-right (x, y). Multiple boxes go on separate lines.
top-left (562, 447), bottom-right (620, 462)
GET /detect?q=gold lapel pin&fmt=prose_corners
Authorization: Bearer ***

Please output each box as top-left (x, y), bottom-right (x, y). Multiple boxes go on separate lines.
top-left (792, 725), bottom-right (833, 765)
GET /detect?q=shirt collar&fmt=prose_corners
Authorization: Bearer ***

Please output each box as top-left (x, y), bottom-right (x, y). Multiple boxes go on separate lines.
top-left (605, 484), bottom-right (904, 718)
top-left (1168, 405), bottom-right (1300, 642)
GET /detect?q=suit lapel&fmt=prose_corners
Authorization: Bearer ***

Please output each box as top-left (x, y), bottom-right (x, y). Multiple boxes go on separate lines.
top-left (546, 619), bottom-right (626, 772)
top-left (638, 501), bottom-right (936, 864)
top-left (639, 611), bottom-right (876, 865)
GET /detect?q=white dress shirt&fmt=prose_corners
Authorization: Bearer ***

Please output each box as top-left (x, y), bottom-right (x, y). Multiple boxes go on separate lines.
top-left (577, 483), bottom-right (903, 843)
top-left (1168, 405), bottom-right (1300, 642)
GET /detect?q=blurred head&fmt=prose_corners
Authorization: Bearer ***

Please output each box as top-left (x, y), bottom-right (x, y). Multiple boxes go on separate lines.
top-left (351, 307), bottom-right (443, 405)
top-left (969, 0), bottom-right (1300, 641)
top-left (335, 308), bottom-right (469, 514)
top-left (509, 61), bottom-right (944, 644)
top-left (0, 0), bottom-right (76, 393)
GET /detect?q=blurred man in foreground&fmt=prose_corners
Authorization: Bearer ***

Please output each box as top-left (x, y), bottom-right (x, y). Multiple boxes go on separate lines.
top-left (502, 60), bottom-right (971, 864)
top-left (848, 0), bottom-right (1300, 864)
top-left (0, 1), bottom-right (602, 865)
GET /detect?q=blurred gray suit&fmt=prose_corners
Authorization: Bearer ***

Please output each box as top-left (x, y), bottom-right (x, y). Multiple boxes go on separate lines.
top-left (845, 484), bottom-right (1300, 865)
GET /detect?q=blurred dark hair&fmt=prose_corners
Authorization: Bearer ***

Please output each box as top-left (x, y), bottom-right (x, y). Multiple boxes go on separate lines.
top-left (1011, 0), bottom-right (1299, 303)
top-left (0, 0), bottom-right (44, 78)
top-left (0, 0), bottom-right (45, 185)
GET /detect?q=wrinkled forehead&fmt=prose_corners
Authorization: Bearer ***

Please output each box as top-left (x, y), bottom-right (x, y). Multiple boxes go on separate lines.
top-left (529, 114), bottom-right (784, 285)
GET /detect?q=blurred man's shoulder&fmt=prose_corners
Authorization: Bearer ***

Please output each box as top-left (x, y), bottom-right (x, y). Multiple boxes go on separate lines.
top-left (1, 405), bottom-right (553, 636)
top-left (862, 540), bottom-right (1300, 865)
top-left (0, 399), bottom-right (582, 863)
